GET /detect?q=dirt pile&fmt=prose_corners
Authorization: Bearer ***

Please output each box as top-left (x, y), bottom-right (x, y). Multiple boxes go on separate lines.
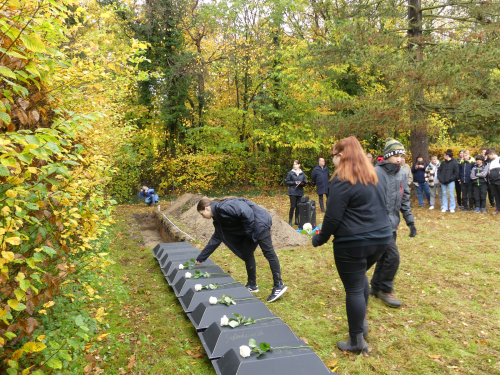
top-left (133, 213), bottom-right (163, 248)
top-left (163, 193), bottom-right (203, 217)
top-left (175, 195), bottom-right (308, 250)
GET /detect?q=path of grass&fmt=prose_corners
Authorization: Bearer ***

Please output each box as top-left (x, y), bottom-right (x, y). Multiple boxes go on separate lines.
top-left (97, 194), bottom-right (500, 374)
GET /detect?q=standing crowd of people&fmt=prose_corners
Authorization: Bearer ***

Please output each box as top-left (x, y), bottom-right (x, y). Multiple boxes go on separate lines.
top-left (399, 148), bottom-right (500, 214)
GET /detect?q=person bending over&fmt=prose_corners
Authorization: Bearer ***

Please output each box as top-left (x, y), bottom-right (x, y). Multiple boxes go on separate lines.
top-left (312, 136), bottom-right (393, 355)
top-left (138, 186), bottom-right (159, 206)
top-left (195, 197), bottom-right (287, 303)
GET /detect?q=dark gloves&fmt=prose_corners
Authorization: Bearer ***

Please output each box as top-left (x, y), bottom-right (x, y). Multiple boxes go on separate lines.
top-left (409, 224), bottom-right (417, 237)
top-left (312, 235), bottom-right (321, 247)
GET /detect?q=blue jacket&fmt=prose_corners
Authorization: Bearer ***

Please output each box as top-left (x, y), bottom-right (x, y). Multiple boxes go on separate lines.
top-left (311, 165), bottom-right (330, 195)
top-left (138, 189), bottom-right (158, 204)
top-left (286, 170), bottom-right (307, 196)
top-left (411, 163), bottom-right (428, 183)
top-left (459, 158), bottom-right (474, 184)
top-left (196, 198), bottom-right (272, 262)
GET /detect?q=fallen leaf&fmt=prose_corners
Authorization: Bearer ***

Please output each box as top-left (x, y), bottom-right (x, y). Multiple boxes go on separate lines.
top-left (428, 354), bottom-right (441, 359)
top-left (300, 337), bottom-right (309, 345)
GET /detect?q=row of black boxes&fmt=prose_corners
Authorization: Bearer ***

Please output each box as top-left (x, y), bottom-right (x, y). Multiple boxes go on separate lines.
top-left (152, 242), bottom-right (336, 375)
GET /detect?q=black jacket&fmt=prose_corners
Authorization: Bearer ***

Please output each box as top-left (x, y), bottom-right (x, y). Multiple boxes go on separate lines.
top-left (311, 165), bottom-right (330, 195)
top-left (376, 161), bottom-right (414, 231)
top-left (459, 159), bottom-right (475, 184)
top-left (196, 198), bottom-right (272, 263)
top-left (313, 176), bottom-right (390, 245)
top-left (438, 158), bottom-right (459, 185)
top-left (285, 170), bottom-right (307, 196)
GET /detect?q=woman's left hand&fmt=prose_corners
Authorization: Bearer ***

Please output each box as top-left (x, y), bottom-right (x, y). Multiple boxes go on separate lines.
top-left (311, 235), bottom-right (321, 247)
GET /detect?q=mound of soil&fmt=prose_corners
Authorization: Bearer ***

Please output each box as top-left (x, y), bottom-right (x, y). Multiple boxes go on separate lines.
top-left (163, 193), bottom-right (203, 217)
top-left (177, 197), bottom-right (308, 250)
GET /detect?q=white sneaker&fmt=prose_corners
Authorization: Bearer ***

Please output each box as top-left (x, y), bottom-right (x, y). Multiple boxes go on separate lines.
top-left (429, 206), bottom-right (434, 210)
top-left (450, 209), bottom-right (455, 213)
top-left (441, 209), bottom-right (446, 212)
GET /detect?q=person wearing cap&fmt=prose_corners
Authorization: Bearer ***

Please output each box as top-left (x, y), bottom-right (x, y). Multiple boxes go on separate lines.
top-left (470, 155), bottom-right (489, 213)
top-left (370, 138), bottom-right (417, 308)
top-left (438, 149), bottom-right (460, 213)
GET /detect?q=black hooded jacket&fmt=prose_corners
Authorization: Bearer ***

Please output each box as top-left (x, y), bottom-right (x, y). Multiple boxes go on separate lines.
top-left (438, 158), bottom-right (459, 185)
top-left (196, 198), bottom-right (272, 263)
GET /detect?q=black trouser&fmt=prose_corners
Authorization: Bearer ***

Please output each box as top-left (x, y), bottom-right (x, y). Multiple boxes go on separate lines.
top-left (487, 183), bottom-right (495, 206)
top-left (489, 184), bottom-right (500, 210)
top-left (473, 183), bottom-right (488, 209)
top-left (241, 230), bottom-right (282, 287)
top-left (371, 232), bottom-right (399, 294)
top-left (455, 181), bottom-right (462, 206)
top-left (288, 195), bottom-right (300, 223)
top-left (334, 243), bottom-right (388, 337)
top-left (461, 182), bottom-right (473, 209)
top-left (318, 194), bottom-right (329, 212)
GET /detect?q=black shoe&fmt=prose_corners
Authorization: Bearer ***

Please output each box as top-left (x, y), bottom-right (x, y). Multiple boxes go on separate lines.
top-left (374, 291), bottom-right (402, 307)
top-left (289, 220), bottom-right (293, 226)
top-left (245, 284), bottom-right (259, 293)
top-left (267, 284), bottom-right (287, 302)
top-left (462, 208), bottom-right (469, 212)
top-left (337, 333), bottom-right (369, 355)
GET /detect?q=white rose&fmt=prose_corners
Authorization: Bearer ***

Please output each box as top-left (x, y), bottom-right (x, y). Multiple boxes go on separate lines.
top-left (239, 345), bottom-right (251, 358)
top-left (303, 223), bottom-right (313, 234)
top-left (185, 272), bottom-right (192, 279)
top-left (220, 315), bottom-right (229, 326)
top-left (209, 296), bottom-right (218, 305)
top-left (179, 264), bottom-right (184, 270)
top-left (195, 284), bottom-right (202, 291)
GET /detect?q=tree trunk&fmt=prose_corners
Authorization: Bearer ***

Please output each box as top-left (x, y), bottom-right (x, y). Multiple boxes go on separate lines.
top-left (408, 0), bottom-right (428, 163)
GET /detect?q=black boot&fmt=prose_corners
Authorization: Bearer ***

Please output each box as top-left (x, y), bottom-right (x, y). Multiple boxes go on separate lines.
top-left (289, 220), bottom-right (293, 226)
top-left (337, 333), bottom-right (369, 355)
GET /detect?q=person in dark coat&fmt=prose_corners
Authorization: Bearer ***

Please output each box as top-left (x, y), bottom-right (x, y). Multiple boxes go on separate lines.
top-left (195, 197), bottom-right (287, 303)
top-left (312, 136), bottom-right (393, 356)
top-left (311, 158), bottom-right (330, 212)
top-left (438, 149), bottom-right (460, 212)
top-left (285, 160), bottom-right (307, 226)
top-left (411, 155), bottom-right (430, 207)
top-left (458, 150), bottom-right (475, 211)
top-left (371, 138), bottom-right (416, 308)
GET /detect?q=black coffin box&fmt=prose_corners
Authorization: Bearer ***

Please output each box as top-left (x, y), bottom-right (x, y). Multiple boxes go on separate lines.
top-left (167, 265), bottom-right (225, 286)
top-left (188, 299), bottom-right (277, 331)
top-left (157, 250), bottom-right (201, 268)
top-left (162, 258), bottom-right (216, 277)
top-left (212, 347), bottom-right (334, 375)
top-left (152, 242), bottom-right (194, 258)
top-left (173, 275), bottom-right (234, 297)
top-left (179, 284), bottom-right (252, 313)
top-left (199, 318), bottom-right (305, 359)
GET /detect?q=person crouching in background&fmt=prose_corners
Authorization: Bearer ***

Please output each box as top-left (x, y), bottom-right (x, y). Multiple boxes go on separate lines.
top-left (138, 186), bottom-right (159, 206)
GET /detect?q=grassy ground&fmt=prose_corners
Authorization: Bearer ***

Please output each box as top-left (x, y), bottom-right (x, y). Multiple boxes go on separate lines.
top-left (96, 192), bottom-right (500, 374)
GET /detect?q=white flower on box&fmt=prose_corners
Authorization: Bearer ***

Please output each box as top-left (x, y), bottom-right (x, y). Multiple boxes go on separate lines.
top-left (195, 284), bottom-right (202, 291)
top-left (185, 272), bottom-right (192, 279)
top-left (239, 345), bottom-right (251, 358)
top-left (221, 315), bottom-right (229, 326)
top-left (209, 296), bottom-right (217, 305)
top-left (179, 264), bottom-right (184, 270)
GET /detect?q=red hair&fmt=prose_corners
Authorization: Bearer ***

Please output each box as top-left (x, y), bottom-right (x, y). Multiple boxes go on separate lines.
top-left (331, 136), bottom-right (378, 185)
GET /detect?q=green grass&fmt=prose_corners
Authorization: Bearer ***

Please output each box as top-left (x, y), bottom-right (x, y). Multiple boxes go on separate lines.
top-left (96, 195), bottom-right (500, 374)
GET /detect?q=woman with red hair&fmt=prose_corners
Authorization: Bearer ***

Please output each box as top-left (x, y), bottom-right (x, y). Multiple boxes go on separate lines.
top-left (312, 136), bottom-right (392, 355)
